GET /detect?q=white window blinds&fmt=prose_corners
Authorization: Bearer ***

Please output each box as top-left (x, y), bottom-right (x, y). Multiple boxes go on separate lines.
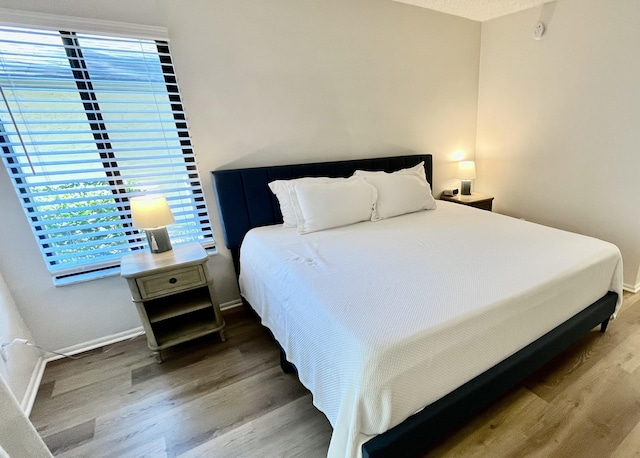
top-left (0, 26), bottom-right (214, 281)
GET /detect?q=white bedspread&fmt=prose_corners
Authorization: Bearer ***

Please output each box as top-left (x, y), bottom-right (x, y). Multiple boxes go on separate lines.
top-left (239, 202), bottom-right (622, 457)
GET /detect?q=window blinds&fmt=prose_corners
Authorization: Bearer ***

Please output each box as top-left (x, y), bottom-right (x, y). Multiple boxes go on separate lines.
top-left (0, 26), bottom-right (214, 280)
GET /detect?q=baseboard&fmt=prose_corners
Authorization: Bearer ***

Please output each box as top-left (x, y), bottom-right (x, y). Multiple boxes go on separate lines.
top-left (44, 326), bottom-right (145, 363)
top-left (220, 298), bottom-right (243, 311)
top-left (623, 283), bottom-right (640, 294)
top-left (44, 298), bottom-right (244, 363)
top-left (21, 355), bottom-right (46, 416)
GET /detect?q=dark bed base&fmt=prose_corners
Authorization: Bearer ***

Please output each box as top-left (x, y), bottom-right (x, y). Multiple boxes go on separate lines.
top-left (211, 154), bottom-right (617, 458)
top-left (361, 291), bottom-right (617, 458)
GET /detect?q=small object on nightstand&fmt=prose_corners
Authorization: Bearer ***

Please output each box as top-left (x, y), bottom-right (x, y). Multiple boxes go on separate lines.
top-left (120, 243), bottom-right (226, 363)
top-left (457, 161), bottom-right (476, 195)
top-left (440, 192), bottom-right (494, 212)
top-left (442, 188), bottom-right (458, 197)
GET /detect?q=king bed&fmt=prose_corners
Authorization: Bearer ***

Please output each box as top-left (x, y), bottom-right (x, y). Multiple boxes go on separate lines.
top-left (211, 154), bottom-right (622, 458)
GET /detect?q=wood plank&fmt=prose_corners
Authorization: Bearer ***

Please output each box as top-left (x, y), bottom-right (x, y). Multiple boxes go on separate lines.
top-left (612, 420), bottom-right (640, 458)
top-left (56, 435), bottom-right (168, 458)
top-left (31, 372), bottom-right (133, 438)
top-left (41, 419), bottom-right (95, 456)
top-left (180, 394), bottom-right (331, 458)
top-left (50, 342), bottom-right (151, 396)
top-left (427, 387), bottom-right (549, 457)
top-left (63, 366), bottom-right (308, 458)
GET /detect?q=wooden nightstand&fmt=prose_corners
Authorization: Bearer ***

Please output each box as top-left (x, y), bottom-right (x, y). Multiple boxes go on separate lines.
top-left (121, 243), bottom-right (226, 362)
top-left (440, 192), bottom-right (494, 211)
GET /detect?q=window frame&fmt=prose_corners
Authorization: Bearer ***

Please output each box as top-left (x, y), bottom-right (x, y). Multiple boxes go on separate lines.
top-left (0, 19), bottom-right (215, 285)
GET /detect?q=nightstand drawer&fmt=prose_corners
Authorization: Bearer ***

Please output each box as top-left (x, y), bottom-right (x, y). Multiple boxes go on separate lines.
top-left (137, 265), bottom-right (207, 300)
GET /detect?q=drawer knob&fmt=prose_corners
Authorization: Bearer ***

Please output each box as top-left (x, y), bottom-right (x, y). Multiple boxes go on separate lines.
top-left (169, 277), bottom-right (177, 284)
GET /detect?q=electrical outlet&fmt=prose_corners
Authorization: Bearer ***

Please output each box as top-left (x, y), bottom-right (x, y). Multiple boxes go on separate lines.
top-left (0, 339), bottom-right (31, 362)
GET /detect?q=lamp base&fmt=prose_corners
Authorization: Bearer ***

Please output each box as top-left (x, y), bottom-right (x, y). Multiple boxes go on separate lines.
top-left (145, 227), bottom-right (173, 253)
top-left (461, 180), bottom-right (472, 195)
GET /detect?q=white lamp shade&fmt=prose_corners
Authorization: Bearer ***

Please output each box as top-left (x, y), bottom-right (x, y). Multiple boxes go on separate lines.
top-left (130, 195), bottom-right (175, 229)
top-left (457, 161), bottom-right (477, 180)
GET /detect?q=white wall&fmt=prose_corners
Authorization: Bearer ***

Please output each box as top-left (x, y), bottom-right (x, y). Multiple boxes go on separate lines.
top-left (0, 371), bottom-right (52, 457)
top-left (0, 270), bottom-right (42, 410)
top-left (476, 0), bottom-right (640, 290)
top-left (0, 0), bottom-right (481, 350)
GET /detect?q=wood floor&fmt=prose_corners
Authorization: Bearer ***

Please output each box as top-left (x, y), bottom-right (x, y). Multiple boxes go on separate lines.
top-left (30, 291), bottom-right (640, 457)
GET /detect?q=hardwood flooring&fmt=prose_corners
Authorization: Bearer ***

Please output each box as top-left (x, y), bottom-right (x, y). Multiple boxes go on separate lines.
top-left (30, 291), bottom-right (640, 457)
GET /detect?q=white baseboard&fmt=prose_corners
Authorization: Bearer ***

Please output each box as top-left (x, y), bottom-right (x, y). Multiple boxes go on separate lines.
top-left (44, 326), bottom-right (145, 364)
top-left (21, 355), bottom-right (45, 416)
top-left (623, 283), bottom-right (640, 294)
top-left (220, 298), bottom-right (243, 311)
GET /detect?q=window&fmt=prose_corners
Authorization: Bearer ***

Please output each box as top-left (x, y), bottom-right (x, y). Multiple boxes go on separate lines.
top-left (0, 26), bottom-right (214, 283)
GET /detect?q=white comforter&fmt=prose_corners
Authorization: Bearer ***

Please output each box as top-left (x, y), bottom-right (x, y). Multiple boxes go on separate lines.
top-left (239, 202), bottom-right (623, 457)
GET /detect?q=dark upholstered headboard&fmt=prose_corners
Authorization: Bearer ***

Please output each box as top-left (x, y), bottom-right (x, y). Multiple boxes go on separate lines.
top-left (211, 154), bottom-right (433, 271)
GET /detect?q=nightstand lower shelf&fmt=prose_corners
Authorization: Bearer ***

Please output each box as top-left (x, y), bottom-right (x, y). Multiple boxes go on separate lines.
top-left (146, 287), bottom-right (214, 323)
top-left (151, 307), bottom-right (225, 350)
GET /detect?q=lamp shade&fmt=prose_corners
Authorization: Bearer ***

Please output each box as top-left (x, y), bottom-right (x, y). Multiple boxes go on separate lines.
top-left (130, 195), bottom-right (175, 229)
top-left (457, 161), bottom-right (477, 180)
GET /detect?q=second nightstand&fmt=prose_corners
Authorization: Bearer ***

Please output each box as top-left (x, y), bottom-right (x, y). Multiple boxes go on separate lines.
top-left (440, 192), bottom-right (494, 211)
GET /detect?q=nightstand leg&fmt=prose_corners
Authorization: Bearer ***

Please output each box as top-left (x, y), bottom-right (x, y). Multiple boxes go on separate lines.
top-left (219, 329), bottom-right (227, 342)
top-left (154, 350), bottom-right (163, 363)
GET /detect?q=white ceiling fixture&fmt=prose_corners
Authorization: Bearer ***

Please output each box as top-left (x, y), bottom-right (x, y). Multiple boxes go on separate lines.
top-left (392, 0), bottom-right (556, 22)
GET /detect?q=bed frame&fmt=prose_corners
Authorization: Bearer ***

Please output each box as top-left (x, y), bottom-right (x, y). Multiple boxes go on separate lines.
top-left (211, 154), bottom-right (617, 458)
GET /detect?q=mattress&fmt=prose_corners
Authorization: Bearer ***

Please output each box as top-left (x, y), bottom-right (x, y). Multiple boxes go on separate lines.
top-left (239, 201), bottom-right (623, 457)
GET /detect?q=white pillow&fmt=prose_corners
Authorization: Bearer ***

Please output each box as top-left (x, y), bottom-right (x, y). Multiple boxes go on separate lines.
top-left (268, 177), bottom-right (333, 227)
top-left (354, 162), bottom-right (436, 220)
top-left (292, 177), bottom-right (377, 234)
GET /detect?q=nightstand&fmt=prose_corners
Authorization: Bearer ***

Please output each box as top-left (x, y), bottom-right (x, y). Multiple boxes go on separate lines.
top-left (121, 243), bottom-right (226, 362)
top-left (440, 192), bottom-right (494, 211)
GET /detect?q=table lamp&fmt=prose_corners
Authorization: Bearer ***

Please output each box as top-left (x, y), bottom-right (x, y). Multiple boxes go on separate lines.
top-left (130, 195), bottom-right (175, 253)
top-left (457, 161), bottom-right (476, 195)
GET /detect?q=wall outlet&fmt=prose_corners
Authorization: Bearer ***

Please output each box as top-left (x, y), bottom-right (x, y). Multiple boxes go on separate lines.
top-left (0, 338), bottom-right (31, 362)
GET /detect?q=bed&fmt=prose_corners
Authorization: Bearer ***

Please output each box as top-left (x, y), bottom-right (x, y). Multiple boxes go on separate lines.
top-left (211, 154), bottom-right (622, 458)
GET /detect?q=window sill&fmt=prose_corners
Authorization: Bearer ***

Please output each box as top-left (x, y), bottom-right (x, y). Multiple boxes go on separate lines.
top-left (53, 246), bottom-right (218, 287)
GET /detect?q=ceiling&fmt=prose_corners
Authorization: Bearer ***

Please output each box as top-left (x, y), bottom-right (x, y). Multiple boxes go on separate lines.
top-left (392, 0), bottom-right (555, 22)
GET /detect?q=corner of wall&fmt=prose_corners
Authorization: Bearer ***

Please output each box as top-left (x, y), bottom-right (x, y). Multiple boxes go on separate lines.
top-left (0, 269), bottom-right (42, 412)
